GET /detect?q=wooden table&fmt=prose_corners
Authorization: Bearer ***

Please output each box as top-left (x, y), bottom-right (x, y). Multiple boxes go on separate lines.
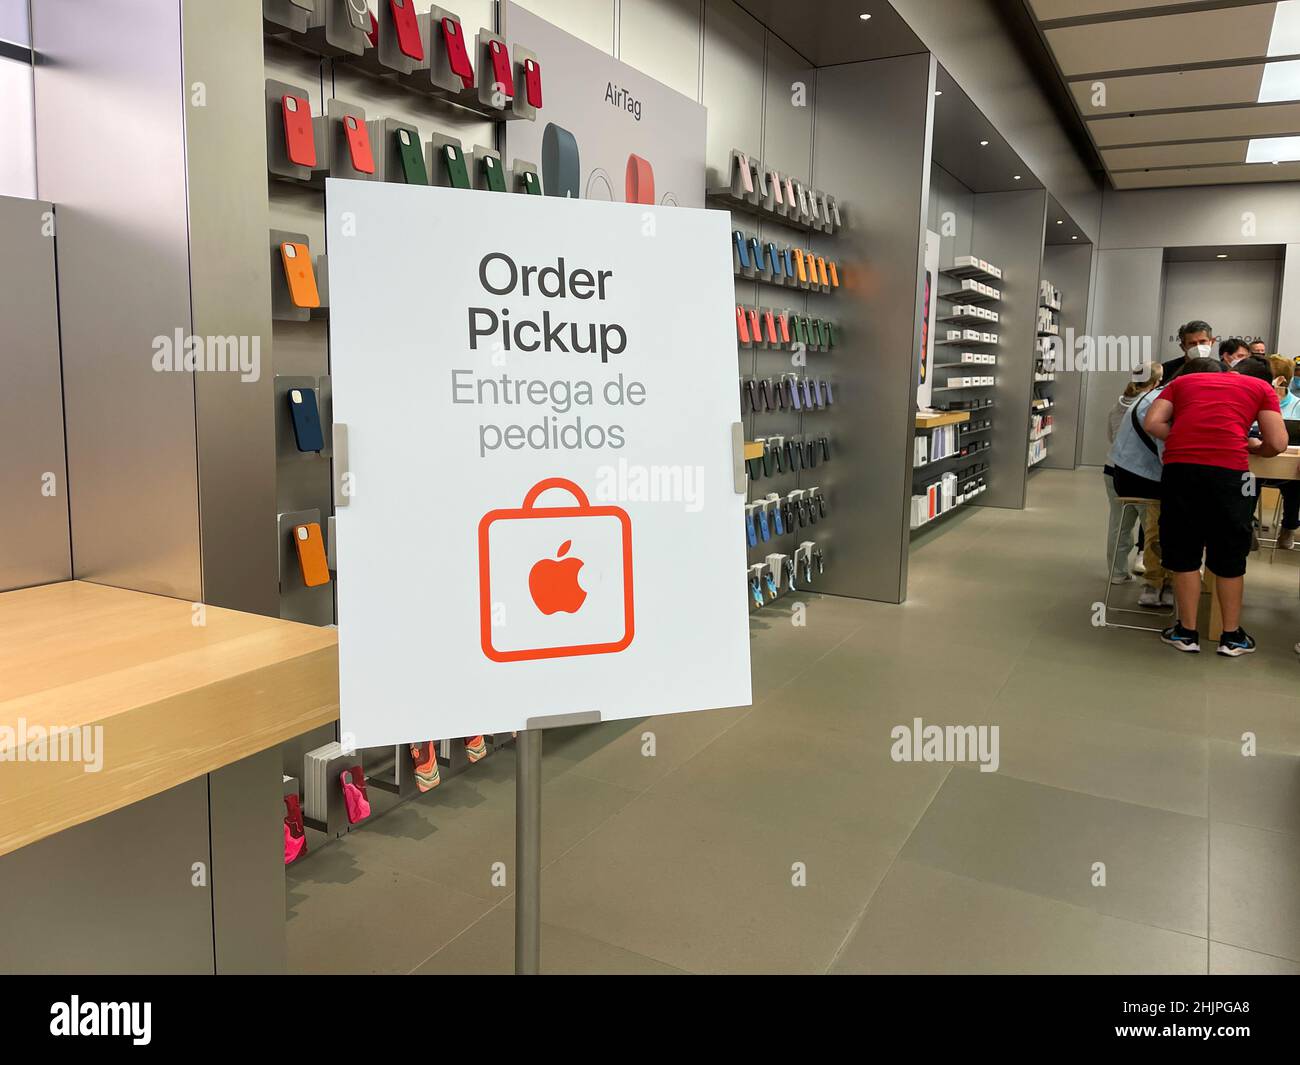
top-left (1203, 448), bottom-right (1300, 639)
top-left (0, 580), bottom-right (339, 857)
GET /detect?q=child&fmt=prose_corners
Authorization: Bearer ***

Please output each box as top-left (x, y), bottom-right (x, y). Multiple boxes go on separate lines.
top-left (1104, 362), bottom-right (1164, 592)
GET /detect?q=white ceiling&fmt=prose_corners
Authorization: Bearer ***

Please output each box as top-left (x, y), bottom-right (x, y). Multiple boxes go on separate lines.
top-left (1025, 0), bottom-right (1300, 188)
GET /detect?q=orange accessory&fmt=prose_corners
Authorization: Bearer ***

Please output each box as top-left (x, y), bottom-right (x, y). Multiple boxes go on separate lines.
top-left (280, 242), bottom-right (320, 308)
top-left (293, 522), bottom-right (330, 587)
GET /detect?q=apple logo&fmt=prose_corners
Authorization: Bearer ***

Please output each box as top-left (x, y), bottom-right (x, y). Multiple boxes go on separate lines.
top-left (529, 539), bottom-right (587, 615)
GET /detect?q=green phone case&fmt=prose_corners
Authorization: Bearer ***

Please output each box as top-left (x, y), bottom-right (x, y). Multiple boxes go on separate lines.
top-left (826, 321), bottom-right (837, 347)
top-left (520, 170), bottom-right (542, 195)
top-left (397, 131), bottom-right (428, 185)
top-left (443, 144), bottom-right (471, 189)
top-left (481, 154), bottom-right (507, 193)
top-left (812, 319), bottom-right (825, 348)
top-left (798, 317), bottom-right (810, 345)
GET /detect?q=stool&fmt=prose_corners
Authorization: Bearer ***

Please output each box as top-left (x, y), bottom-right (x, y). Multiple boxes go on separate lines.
top-left (1102, 497), bottom-right (1172, 632)
top-left (1255, 486), bottom-right (1286, 562)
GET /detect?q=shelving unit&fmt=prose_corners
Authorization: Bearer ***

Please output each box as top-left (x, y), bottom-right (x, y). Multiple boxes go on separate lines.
top-left (1030, 279), bottom-right (1061, 468)
top-left (716, 150), bottom-right (843, 611)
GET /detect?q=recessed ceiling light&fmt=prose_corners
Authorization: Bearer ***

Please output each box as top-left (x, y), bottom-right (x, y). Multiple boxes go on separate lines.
top-left (979, 139), bottom-right (989, 146)
top-left (1258, 58), bottom-right (1300, 102)
top-left (1247, 135), bottom-right (1300, 163)
top-left (1056, 219), bottom-right (1064, 225)
top-left (1071, 235), bottom-right (1078, 240)
top-left (1267, 0), bottom-right (1300, 56)
top-left (935, 90), bottom-right (943, 96)
top-left (1217, 253), bottom-right (1228, 258)
top-left (1013, 174), bottom-right (1022, 180)
top-left (859, 12), bottom-right (872, 19)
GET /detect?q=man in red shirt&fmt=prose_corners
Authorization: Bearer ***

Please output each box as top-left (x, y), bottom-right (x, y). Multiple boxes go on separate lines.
top-left (1144, 357), bottom-right (1287, 656)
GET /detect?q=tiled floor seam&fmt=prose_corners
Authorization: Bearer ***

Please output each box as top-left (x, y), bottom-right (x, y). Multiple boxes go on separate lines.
top-left (823, 764), bottom-right (955, 973)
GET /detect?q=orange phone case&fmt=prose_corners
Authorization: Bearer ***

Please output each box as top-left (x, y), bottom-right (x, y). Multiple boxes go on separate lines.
top-left (280, 242), bottom-right (320, 308)
top-left (817, 257), bottom-right (829, 287)
top-left (828, 261), bottom-right (840, 288)
top-left (293, 522), bottom-right (331, 587)
top-left (794, 250), bottom-right (808, 284)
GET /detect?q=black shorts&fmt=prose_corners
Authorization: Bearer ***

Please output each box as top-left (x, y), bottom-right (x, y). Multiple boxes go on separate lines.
top-left (1159, 463), bottom-right (1255, 578)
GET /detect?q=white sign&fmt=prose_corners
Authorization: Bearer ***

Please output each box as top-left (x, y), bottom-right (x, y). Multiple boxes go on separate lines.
top-left (326, 181), bottom-right (751, 745)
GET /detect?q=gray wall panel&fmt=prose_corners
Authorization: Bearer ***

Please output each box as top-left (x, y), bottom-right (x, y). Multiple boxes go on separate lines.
top-left (811, 53), bottom-right (935, 602)
top-left (0, 779), bottom-right (214, 974)
top-left (1100, 184), bottom-right (1300, 251)
top-left (1040, 242), bottom-right (1093, 471)
top-left (183, 0), bottom-right (278, 615)
top-left (620, 0), bottom-right (703, 99)
top-left (515, 0), bottom-right (615, 53)
top-left (0, 196), bottom-right (71, 592)
top-left (209, 749), bottom-right (287, 974)
top-left (970, 188), bottom-right (1047, 509)
top-left (702, 0), bottom-right (765, 185)
top-left (1080, 247), bottom-right (1165, 466)
top-left (1159, 259), bottom-right (1282, 355)
top-left (32, 0), bottom-right (201, 601)
top-left (760, 31), bottom-right (813, 178)
top-left (1280, 245), bottom-right (1300, 355)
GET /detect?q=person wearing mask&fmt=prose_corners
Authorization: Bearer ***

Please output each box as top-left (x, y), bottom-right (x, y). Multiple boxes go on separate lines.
top-left (1249, 339), bottom-right (1269, 358)
top-left (1145, 357), bottom-right (1287, 656)
top-left (1219, 338), bottom-right (1250, 369)
top-left (1104, 363), bottom-right (1168, 601)
top-left (1161, 320), bottom-right (1214, 385)
top-left (1266, 355), bottom-right (1300, 418)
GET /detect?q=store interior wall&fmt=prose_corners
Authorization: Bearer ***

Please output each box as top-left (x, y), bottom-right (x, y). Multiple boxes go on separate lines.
top-left (1080, 246), bottom-right (1165, 467)
top-left (0, 195), bottom-right (70, 593)
top-left (1040, 241), bottom-right (1093, 471)
top-left (1158, 258), bottom-right (1283, 356)
top-left (1081, 182), bottom-right (1300, 464)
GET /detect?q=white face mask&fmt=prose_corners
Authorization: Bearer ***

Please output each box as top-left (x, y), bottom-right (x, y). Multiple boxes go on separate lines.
top-left (1191, 342), bottom-right (1212, 358)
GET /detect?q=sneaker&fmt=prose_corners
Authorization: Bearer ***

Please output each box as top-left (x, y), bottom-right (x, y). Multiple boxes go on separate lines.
top-left (1138, 584), bottom-right (1163, 608)
top-left (1217, 628), bottom-right (1257, 657)
top-left (1160, 624), bottom-right (1200, 653)
top-left (1159, 586), bottom-right (1175, 607)
top-left (1110, 573), bottom-right (1135, 585)
top-left (1279, 528), bottom-right (1296, 551)
top-left (1133, 556), bottom-right (1146, 576)
top-left (464, 735), bottom-right (488, 763)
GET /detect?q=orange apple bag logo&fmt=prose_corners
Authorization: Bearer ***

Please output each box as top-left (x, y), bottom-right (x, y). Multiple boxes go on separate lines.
top-left (478, 478), bottom-right (634, 663)
top-left (529, 539), bottom-right (587, 615)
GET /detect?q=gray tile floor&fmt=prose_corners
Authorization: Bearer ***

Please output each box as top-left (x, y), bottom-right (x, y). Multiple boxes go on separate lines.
top-left (286, 468), bottom-right (1300, 974)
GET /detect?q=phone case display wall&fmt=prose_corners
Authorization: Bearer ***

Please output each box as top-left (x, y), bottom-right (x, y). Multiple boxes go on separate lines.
top-left (713, 149), bottom-right (843, 610)
top-left (1030, 278), bottom-right (1061, 469)
top-left (262, 1), bottom-right (546, 845)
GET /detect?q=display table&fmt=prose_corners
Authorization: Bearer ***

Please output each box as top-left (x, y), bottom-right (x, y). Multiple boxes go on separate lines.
top-left (0, 580), bottom-right (339, 858)
top-left (1202, 449), bottom-right (1300, 639)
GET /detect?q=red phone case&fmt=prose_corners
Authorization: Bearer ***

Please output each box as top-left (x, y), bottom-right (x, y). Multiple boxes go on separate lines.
top-left (281, 94), bottom-right (316, 168)
top-left (747, 309), bottom-right (761, 343)
top-left (389, 0), bottom-right (424, 61)
top-left (442, 17), bottom-right (474, 88)
top-left (344, 115), bottom-right (375, 174)
top-left (524, 57), bottom-right (542, 109)
top-left (777, 314), bottom-right (790, 344)
top-left (367, 11), bottom-right (378, 48)
top-left (488, 39), bottom-right (514, 97)
top-left (736, 307), bottom-right (751, 345)
top-left (763, 310), bottom-right (778, 345)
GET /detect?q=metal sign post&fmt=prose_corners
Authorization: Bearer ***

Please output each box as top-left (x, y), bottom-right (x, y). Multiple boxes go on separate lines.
top-left (514, 728), bottom-right (542, 974)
